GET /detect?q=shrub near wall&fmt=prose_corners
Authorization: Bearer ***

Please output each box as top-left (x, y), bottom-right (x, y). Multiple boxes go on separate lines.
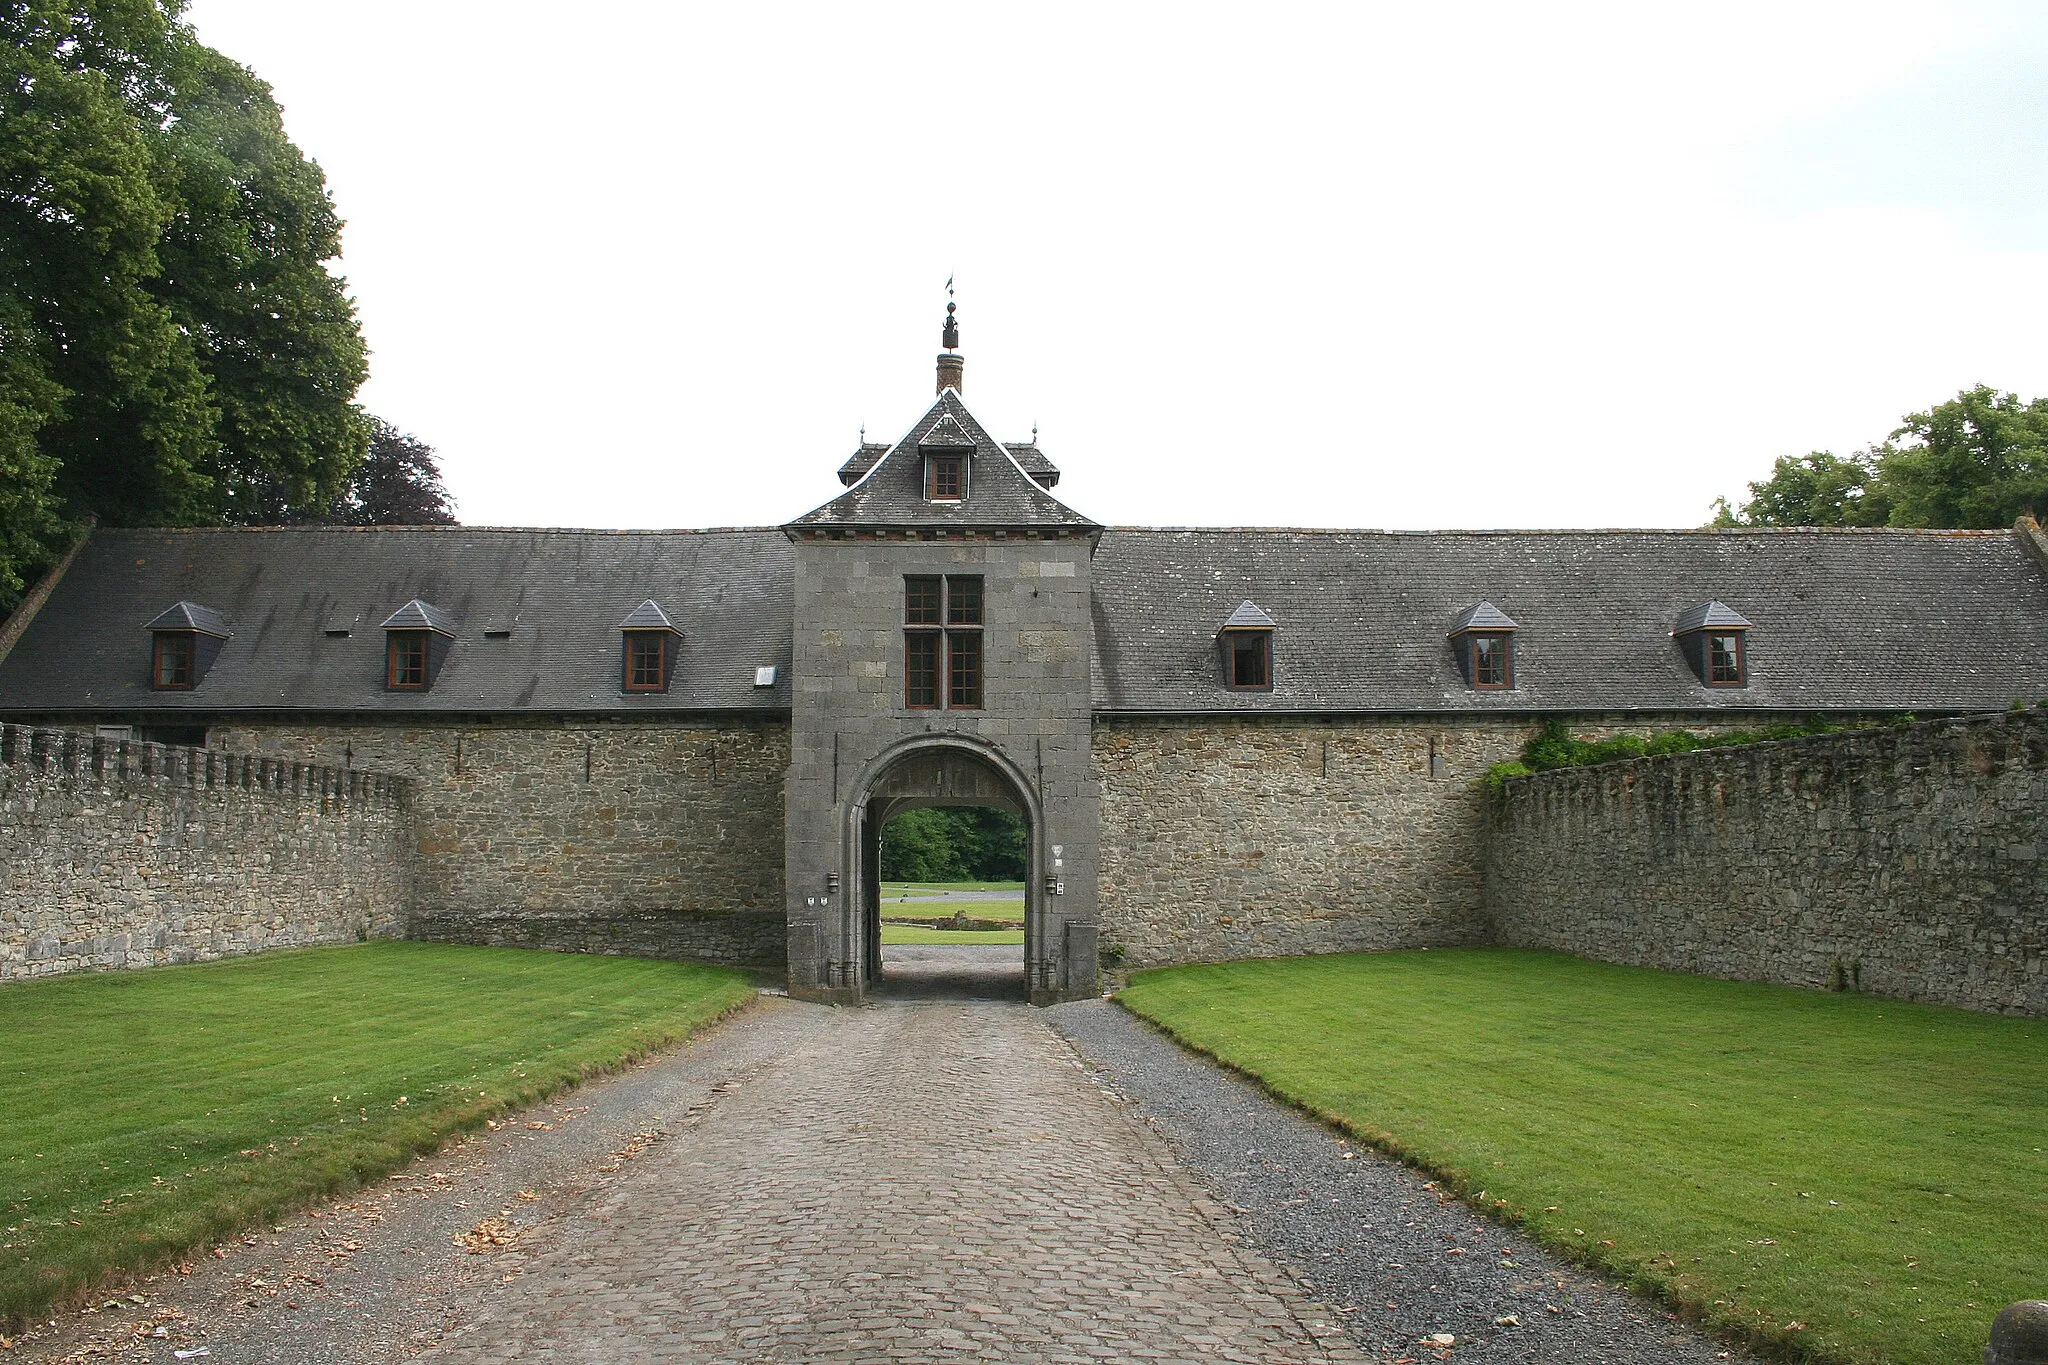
top-left (0, 723), bottom-right (410, 981)
top-left (1486, 710), bottom-right (2047, 1015)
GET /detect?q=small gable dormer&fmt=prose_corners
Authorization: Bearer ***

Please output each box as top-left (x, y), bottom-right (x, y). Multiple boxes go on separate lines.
top-left (619, 599), bottom-right (682, 693)
top-left (918, 413), bottom-right (975, 502)
top-left (380, 599), bottom-right (456, 691)
top-left (145, 601), bottom-right (231, 691)
top-left (1674, 600), bottom-right (1751, 687)
top-left (1449, 601), bottom-right (1518, 690)
top-left (1219, 600), bottom-right (1275, 690)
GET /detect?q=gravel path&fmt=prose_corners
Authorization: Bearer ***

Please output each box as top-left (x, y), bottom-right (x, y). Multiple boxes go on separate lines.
top-left (1049, 999), bottom-right (1761, 1365)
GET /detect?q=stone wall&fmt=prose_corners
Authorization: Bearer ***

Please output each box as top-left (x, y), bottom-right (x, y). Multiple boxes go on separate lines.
top-left (1096, 717), bottom-right (1533, 966)
top-left (211, 720), bottom-right (789, 971)
top-left (0, 721), bottom-right (409, 981)
top-left (1487, 711), bottom-right (2048, 1015)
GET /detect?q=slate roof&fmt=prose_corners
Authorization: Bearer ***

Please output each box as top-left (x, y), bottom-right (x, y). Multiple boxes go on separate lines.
top-left (0, 527), bottom-right (793, 714)
top-left (144, 600), bottom-right (232, 638)
top-left (1673, 599), bottom-right (1754, 633)
top-left (1449, 601), bottom-right (1519, 634)
top-left (1090, 527), bottom-right (2048, 714)
top-left (1221, 600), bottom-right (1277, 630)
top-left (379, 599), bottom-right (456, 634)
top-left (795, 391), bottom-right (1094, 530)
top-left (837, 438), bottom-right (1059, 488)
top-left (618, 599), bottom-right (680, 632)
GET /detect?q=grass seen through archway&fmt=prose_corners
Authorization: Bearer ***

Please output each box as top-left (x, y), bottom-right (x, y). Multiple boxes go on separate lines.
top-left (0, 942), bottom-right (753, 1332)
top-left (1119, 949), bottom-right (2047, 1365)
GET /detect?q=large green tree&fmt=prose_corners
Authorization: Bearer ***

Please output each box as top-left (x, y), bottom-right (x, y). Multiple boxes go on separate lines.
top-left (1716, 386), bottom-right (2048, 529)
top-left (0, 0), bottom-right (369, 605)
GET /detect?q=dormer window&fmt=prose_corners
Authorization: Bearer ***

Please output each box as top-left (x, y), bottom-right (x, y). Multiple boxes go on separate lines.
top-left (379, 599), bottom-right (456, 692)
top-left (1674, 601), bottom-right (1751, 687)
top-left (617, 600), bottom-right (682, 694)
top-left (1449, 601), bottom-right (1518, 691)
top-left (154, 633), bottom-right (194, 688)
top-left (1218, 600), bottom-right (1276, 691)
top-left (927, 453), bottom-right (965, 501)
top-left (144, 601), bottom-right (231, 691)
top-left (387, 632), bottom-right (429, 689)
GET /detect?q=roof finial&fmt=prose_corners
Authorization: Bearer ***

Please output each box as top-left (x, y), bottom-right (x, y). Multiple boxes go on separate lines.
top-left (936, 282), bottom-right (964, 394)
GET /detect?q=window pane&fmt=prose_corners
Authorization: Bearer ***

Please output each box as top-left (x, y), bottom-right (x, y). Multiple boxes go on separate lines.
top-left (928, 455), bottom-right (964, 499)
top-left (1709, 634), bottom-right (1742, 683)
top-left (154, 635), bottom-right (192, 688)
top-left (389, 634), bottom-right (426, 687)
top-left (1229, 632), bottom-right (1269, 688)
top-left (905, 632), bottom-right (939, 707)
top-left (627, 634), bottom-right (664, 688)
top-left (905, 576), bottom-right (941, 624)
top-left (1474, 635), bottom-right (1506, 687)
top-left (946, 575), bottom-right (983, 624)
top-left (948, 629), bottom-right (982, 708)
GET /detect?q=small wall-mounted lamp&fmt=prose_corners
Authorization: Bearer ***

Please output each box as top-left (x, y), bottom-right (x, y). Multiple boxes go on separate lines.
top-left (825, 871), bottom-right (841, 894)
top-left (1044, 874), bottom-right (1065, 897)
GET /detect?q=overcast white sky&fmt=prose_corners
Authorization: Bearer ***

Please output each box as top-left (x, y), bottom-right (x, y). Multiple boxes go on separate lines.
top-left (183, 1), bottom-right (2048, 532)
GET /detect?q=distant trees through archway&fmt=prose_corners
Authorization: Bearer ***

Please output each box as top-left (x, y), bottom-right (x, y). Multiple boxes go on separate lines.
top-left (878, 806), bottom-right (1026, 883)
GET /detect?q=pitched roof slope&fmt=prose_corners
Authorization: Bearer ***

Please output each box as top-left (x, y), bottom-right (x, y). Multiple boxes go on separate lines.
top-left (793, 390), bottom-right (1094, 530)
top-left (0, 527), bottom-right (793, 714)
top-left (1090, 527), bottom-right (2048, 714)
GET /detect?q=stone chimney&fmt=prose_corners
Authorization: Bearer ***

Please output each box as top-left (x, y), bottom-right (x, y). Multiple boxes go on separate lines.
top-left (936, 299), bottom-right (962, 393)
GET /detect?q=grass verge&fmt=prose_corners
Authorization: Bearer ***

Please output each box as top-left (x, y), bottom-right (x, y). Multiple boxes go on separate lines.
top-left (1118, 949), bottom-right (2048, 1365)
top-left (879, 926), bottom-right (1025, 945)
top-left (880, 899), bottom-right (1025, 925)
top-left (0, 941), bottom-right (753, 1330)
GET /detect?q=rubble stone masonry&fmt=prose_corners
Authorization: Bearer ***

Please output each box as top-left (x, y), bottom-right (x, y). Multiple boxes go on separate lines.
top-left (211, 720), bottom-right (789, 970)
top-left (1095, 717), bottom-right (1532, 966)
top-left (0, 722), bottom-right (409, 981)
top-left (1487, 710), bottom-right (2048, 1015)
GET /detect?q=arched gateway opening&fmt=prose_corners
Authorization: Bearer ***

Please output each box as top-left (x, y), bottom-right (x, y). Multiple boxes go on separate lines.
top-left (837, 737), bottom-right (1062, 1003)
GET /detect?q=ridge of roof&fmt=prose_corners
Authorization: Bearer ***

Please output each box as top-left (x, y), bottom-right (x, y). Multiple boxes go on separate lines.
top-left (1673, 600), bottom-right (1755, 633)
top-left (97, 524), bottom-right (790, 537)
top-left (380, 599), bottom-right (458, 633)
top-left (1221, 600), bottom-right (1276, 629)
top-left (1100, 525), bottom-right (2018, 538)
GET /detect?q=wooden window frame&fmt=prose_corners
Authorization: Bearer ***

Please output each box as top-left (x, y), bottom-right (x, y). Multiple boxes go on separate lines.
top-left (1469, 633), bottom-right (1513, 690)
top-left (386, 630), bottom-right (430, 690)
top-left (152, 632), bottom-right (195, 690)
top-left (904, 574), bottom-right (983, 709)
top-left (1706, 631), bottom-right (1746, 686)
top-left (623, 631), bottom-right (669, 692)
top-left (1223, 629), bottom-right (1273, 691)
top-left (926, 453), bottom-right (966, 502)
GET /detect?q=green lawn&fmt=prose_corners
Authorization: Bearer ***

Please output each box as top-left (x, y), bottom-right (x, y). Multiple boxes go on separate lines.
top-left (1119, 949), bottom-right (2048, 1365)
top-left (880, 898), bottom-right (1025, 925)
top-left (882, 881), bottom-right (1026, 897)
top-left (0, 942), bottom-right (753, 1329)
top-left (880, 925), bottom-right (1025, 945)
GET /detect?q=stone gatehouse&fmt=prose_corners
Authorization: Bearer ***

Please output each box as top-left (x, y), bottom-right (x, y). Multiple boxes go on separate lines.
top-left (4, 312), bottom-right (2048, 1003)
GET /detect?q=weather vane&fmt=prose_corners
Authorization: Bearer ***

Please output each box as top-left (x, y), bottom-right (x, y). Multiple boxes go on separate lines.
top-left (941, 275), bottom-right (959, 352)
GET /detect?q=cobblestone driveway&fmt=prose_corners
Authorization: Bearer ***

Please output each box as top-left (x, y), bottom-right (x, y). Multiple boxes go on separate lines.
top-left (426, 998), bottom-right (1363, 1364)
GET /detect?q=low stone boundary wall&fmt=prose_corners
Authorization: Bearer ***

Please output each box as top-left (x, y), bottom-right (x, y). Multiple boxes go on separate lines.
top-left (1486, 711), bottom-right (2047, 1015)
top-left (0, 722), bottom-right (411, 981)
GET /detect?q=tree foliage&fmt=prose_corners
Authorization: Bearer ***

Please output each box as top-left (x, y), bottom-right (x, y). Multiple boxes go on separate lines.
top-left (323, 419), bottom-right (456, 525)
top-left (878, 807), bottom-right (1027, 883)
top-left (1715, 386), bottom-right (2048, 530)
top-left (0, 0), bottom-right (370, 605)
